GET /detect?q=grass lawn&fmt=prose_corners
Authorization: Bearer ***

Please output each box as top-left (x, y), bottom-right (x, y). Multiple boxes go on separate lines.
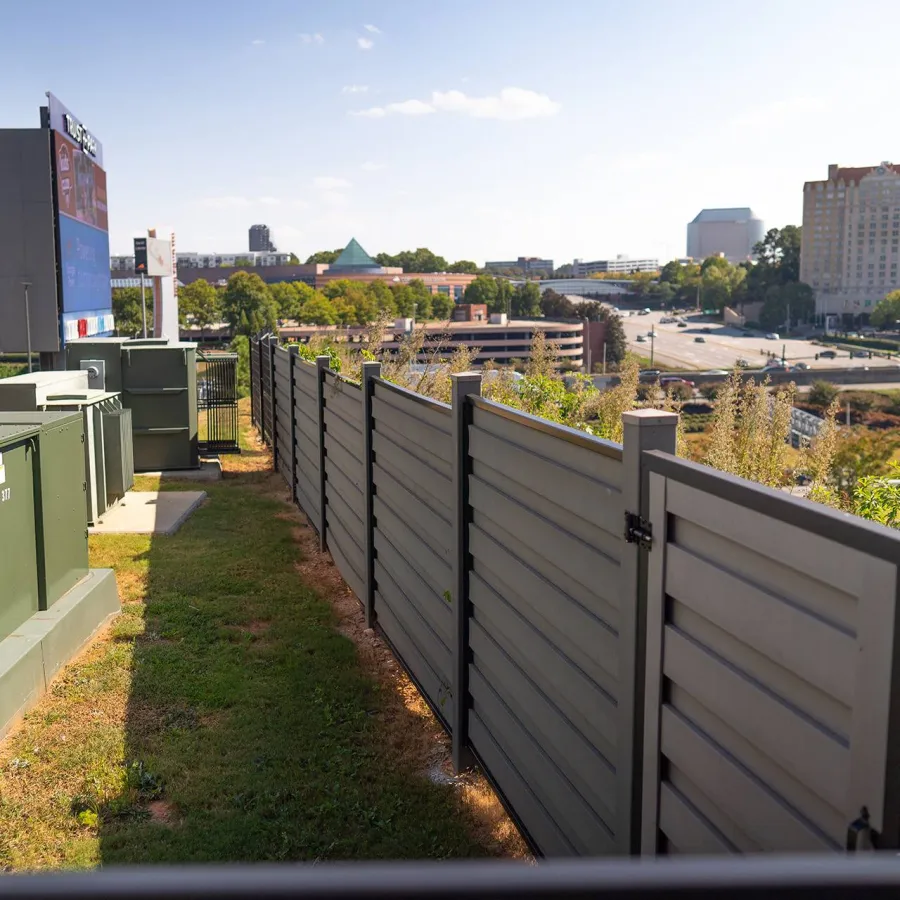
top-left (0, 402), bottom-right (512, 868)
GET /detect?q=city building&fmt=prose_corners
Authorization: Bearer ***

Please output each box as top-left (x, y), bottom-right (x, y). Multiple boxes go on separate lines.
top-left (278, 318), bottom-right (586, 368)
top-left (572, 255), bottom-right (658, 276)
top-left (801, 162), bottom-right (900, 317)
top-left (249, 223), bottom-right (276, 252)
top-left (484, 256), bottom-right (554, 275)
top-left (110, 251), bottom-right (294, 271)
top-left (686, 208), bottom-right (764, 263)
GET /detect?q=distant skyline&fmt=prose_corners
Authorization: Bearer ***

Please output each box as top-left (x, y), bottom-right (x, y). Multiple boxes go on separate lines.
top-left (2, 0), bottom-right (897, 264)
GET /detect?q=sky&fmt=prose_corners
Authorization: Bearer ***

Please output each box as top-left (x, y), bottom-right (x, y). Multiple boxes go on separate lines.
top-left (3, 0), bottom-right (899, 266)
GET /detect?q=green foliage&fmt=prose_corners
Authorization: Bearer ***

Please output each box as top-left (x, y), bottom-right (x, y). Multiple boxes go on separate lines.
top-left (299, 294), bottom-right (338, 325)
top-left (808, 380), bottom-right (840, 408)
top-left (230, 335), bottom-right (250, 397)
top-left (462, 274), bottom-right (499, 308)
top-left (221, 271), bottom-right (278, 336)
top-left (178, 279), bottom-right (221, 330)
top-left (698, 382), bottom-right (721, 401)
top-left (304, 249), bottom-right (343, 265)
top-left (540, 288), bottom-right (574, 317)
top-left (294, 341), bottom-right (342, 372)
top-left (854, 462), bottom-right (900, 529)
top-left (112, 287), bottom-right (153, 338)
top-left (448, 260), bottom-right (478, 274)
top-left (0, 362), bottom-right (27, 379)
top-left (870, 291), bottom-right (900, 329)
top-left (375, 248), bottom-right (448, 273)
top-left (431, 291), bottom-right (454, 320)
top-left (829, 428), bottom-right (899, 492)
top-left (759, 281), bottom-right (815, 330)
top-left (511, 282), bottom-right (541, 317)
top-left (407, 279), bottom-right (434, 319)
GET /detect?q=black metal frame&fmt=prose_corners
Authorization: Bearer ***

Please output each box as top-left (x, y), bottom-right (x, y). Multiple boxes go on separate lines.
top-left (197, 350), bottom-right (241, 455)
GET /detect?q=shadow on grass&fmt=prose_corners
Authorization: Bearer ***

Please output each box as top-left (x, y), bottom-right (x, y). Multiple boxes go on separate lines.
top-left (97, 435), bottom-right (486, 862)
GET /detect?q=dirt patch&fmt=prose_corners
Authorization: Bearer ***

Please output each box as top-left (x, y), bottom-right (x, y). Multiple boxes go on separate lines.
top-left (147, 800), bottom-right (178, 827)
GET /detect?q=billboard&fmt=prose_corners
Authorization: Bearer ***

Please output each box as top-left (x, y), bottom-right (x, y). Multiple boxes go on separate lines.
top-left (47, 95), bottom-right (112, 340)
top-left (134, 236), bottom-right (172, 276)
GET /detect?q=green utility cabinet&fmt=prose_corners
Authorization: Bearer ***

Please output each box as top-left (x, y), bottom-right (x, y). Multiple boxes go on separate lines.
top-left (65, 337), bottom-right (131, 392)
top-left (122, 342), bottom-right (198, 471)
top-left (0, 413), bottom-right (89, 609)
top-left (0, 425), bottom-right (40, 639)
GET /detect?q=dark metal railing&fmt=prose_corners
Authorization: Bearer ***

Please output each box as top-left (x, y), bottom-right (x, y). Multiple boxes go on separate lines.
top-left (198, 351), bottom-right (241, 455)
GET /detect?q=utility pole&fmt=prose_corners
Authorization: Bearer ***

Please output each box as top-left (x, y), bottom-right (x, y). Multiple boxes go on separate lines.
top-left (650, 330), bottom-right (656, 367)
top-left (22, 282), bottom-right (32, 373)
top-left (140, 272), bottom-right (148, 338)
top-left (602, 341), bottom-right (608, 375)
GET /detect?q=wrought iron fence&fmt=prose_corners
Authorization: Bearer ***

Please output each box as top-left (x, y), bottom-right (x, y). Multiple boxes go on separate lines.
top-left (197, 350), bottom-right (240, 454)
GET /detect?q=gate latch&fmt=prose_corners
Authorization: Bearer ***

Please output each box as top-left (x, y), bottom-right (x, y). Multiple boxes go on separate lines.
top-left (847, 806), bottom-right (879, 851)
top-left (624, 512), bottom-right (653, 551)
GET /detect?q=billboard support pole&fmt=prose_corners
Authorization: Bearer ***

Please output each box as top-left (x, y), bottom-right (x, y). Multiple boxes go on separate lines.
top-left (140, 273), bottom-right (148, 338)
top-left (22, 282), bottom-right (33, 373)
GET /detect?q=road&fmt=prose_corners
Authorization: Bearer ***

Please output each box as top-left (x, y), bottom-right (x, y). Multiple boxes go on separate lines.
top-left (617, 310), bottom-right (900, 372)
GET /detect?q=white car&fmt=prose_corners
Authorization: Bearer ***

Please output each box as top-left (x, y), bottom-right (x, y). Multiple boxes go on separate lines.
top-left (765, 332), bottom-right (779, 340)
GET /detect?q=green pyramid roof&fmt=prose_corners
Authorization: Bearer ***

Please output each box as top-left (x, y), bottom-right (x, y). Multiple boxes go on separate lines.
top-left (332, 237), bottom-right (377, 269)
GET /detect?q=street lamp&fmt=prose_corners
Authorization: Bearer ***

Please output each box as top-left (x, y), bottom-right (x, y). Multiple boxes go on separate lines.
top-left (649, 329), bottom-right (656, 367)
top-left (22, 282), bottom-right (33, 373)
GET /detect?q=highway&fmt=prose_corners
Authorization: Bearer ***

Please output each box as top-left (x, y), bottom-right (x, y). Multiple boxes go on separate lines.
top-left (617, 310), bottom-right (900, 372)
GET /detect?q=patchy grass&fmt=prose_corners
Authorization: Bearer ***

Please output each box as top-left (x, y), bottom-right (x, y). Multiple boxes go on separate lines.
top-left (0, 401), bottom-right (517, 869)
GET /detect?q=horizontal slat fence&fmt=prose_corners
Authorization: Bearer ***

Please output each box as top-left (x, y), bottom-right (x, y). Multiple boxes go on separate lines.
top-left (251, 336), bottom-right (900, 860)
top-left (371, 379), bottom-right (455, 728)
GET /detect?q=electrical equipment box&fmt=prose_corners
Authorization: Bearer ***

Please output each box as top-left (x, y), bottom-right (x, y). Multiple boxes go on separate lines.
top-left (0, 370), bottom-right (90, 410)
top-left (102, 408), bottom-right (135, 504)
top-left (0, 424), bottom-right (40, 638)
top-left (0, 413), bottom-right (89, 609)
top-left (65, 337), bottom-right (131, 392)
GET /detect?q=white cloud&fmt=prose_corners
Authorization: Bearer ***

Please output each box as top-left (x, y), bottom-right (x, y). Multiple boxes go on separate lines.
top-left (351, 98), bottom-right (434, 118)
top-left (313, 176), bottom-right (352, 190)
top-left (350, 87), bottom-right (559, 121)
top-left (360, 161), bottom-right (386, 172)
top-left (728, 96), bottom-right (825, 131)
top-left (431, 87), bottom-right (560, 120)
top-left (342, 84), bottom-right (369, 94)
top-left (364, 24), bottom-right (381, 34)
top-left (299, 32), bottom-right (324, 44)
top-left (314, 33), bottom-right (324, 44)
top-left (357, 37), bottom-right (374, 50)
top-left (251, 39), bottom-right (265, 45)
top-left (257, 196), bottom-right (281, 205)
top-left (198, 196), bottom-right (252, 210)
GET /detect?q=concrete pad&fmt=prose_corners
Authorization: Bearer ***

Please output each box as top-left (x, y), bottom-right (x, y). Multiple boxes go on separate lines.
top-left (139, 459), bottom-right (223, 482)
top-left (0, 568), bottom-right (120, 740)
top-left (90, 490), bottom-right (206, 535)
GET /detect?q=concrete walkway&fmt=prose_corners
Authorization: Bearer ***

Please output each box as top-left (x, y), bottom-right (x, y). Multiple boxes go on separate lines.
top-left (89, 491), bottom-right (207, 535)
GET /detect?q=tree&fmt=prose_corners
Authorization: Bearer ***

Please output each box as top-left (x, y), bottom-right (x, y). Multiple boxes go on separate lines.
top-left (871, 291), bottom-right (900, 328)
top-left (540, 288), bottom-right (575, 318)
top-left (269, 282), bottom-right (301, 320)
top-left (511, 281), bottom-right (541, 317)
top-left (494, 278), bottom-right (514, 315)
top-left (299, 293), bottom-right (338, 325)
top-left (111, 287), bottom-right (152, 337)
top-left (367, 279), bottom-right (397, 317)
top-left (659, 260), bottom-right (686, 286)
top-left (391, 284), bottom-right (416, 318)
top-left (178, 278), bottom-right (220, 329)
top-left (580, 303), bottom-right (627, 366)
top-left (759, 281), bottom-right (815, 329)
top-left (808, 380), bottom-right (840, 408)
top-left (553, 263), bottom-right (574, 278)
top-left (231, 335), bottom-right (250, 397)
top-left (305, 249), bottom-right (343, 264)
top-left (221, 271), bottom-right (278, 336)
top-left (431, 291), bottom-right (454, 320)
top-left (754, 226), bottom-right (801, 281)
top-left (448, 259), bottom-right (478, 274)
top-left (287, 253), bottom-right (300, 264)
top-left (407, 279), bottom-right (433, 319)
top-left (463, 274), bottom-right (499, 309)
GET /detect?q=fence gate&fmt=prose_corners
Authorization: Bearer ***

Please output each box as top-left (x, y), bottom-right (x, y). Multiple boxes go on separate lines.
top-left (640, 450), bottom-right (900, 855)
top-left (197, 351), bottom-right (241, 454)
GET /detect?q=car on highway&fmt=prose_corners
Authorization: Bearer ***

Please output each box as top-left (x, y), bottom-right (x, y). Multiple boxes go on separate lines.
top-left (659, 316), bottom-right (677, 324)
top-left (761, 364), bottom-right (788, 373)
top-left (677, 321), bottom-right (688, 328)
top-left (793, 361), bottom-right (810, 370)
top-left (660, 376), bottom-right (696, 388)
top-left (704, 369), bottom-right (729, 375)
top-left (819, 349), bottom-right (838, 359)
top-left (640, 369), bottom-right (661, 378)
top-left (701, 326), bottom-right (712, 334)
top-left (694, 336), bottom-right (706, 343)
top-left (765, 332), bottom-right (780, 340)
top-left (638, 308), bottom-right (651, 315)
top-left (735, 358), bottom-right (751, 367)
top-left (636, 334), bottom-right (647, 342)
top-left (851, 349), bottom-right (869, 358)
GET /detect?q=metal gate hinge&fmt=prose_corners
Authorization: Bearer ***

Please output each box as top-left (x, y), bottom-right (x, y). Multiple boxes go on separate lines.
top-left (624, 512), bottom-right (653, 550)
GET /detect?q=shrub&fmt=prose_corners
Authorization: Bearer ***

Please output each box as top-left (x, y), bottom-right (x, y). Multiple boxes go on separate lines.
top-left (666, 382), bottom-right (694, 402)
top-left (808, 380), bottom-right (840, 408)
top-left (635, 383), bottom-right (657, 402)
top-left (698, 382), bottom-right (721, 402)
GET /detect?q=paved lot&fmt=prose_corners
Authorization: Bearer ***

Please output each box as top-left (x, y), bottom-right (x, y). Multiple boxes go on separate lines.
top-left (618, 310), bottom-right (900, 371)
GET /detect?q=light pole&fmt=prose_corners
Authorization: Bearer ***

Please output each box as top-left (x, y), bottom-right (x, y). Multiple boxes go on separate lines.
top-left (650, 329), bottom-right (656, 367)
top-left (22, 282), bottom-right (33, 373)
top-left (140, 272), bottom-right (148, 338)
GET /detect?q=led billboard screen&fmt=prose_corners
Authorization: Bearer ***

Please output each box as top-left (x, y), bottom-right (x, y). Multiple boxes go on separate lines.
top-left (54, 133), bottom-right (108, 231)
top-left (58, 215), bottom-right (112, 313)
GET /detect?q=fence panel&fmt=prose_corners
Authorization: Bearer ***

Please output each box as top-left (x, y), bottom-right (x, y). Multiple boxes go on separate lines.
top-left (260, 336), bottom-right (274, 445)
top-left (323, 371), bottom-right (365, 601)
top-left (292, 360), bottom-right (321, 530)
top-left (465, 397), bottom-right (629, 857)
top-left (250, 337), bottom-right (261, 430)
top-left (273, 346), bottom-right (293, 487)
top-left (641, 451), bottom-right (900, 855)
top-left (371, 379), bottom-right (455, 729)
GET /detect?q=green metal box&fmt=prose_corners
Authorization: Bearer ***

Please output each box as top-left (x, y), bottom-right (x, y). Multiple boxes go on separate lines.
top-left (122, 342), bottom-right (199, 471)
top-left (65, 338), bottom-right (132, 393)
top-left (102, 407), bottom-right (135, 503)
top-left (0, 425), bottom-right (40, 637)
top-left (0, 413), bottom-right (89, 609)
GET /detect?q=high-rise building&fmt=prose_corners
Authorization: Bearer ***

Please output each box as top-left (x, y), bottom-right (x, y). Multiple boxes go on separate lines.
top-left (801, 162), bottom-right (900, 316)
top-left (686, 208), bottom-right (764, 263)
top-left (484, 256), bottom-right (554, 275)
top-left (249, 223), bottom-right (275, 252)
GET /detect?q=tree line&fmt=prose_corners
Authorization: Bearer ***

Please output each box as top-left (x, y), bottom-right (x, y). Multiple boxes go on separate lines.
top-left (304, 246), bottom-right (478, 274)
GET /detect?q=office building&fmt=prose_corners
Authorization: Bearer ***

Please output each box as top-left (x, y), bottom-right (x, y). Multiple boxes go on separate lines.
top-left (686, 208), bottom-right (764, 263)
top-left (249, 223), bottom-right (276, 252)
top-left (110, 251), bottom-right (293, 271)
top-left (801, 162), bottom-right (900, 316)
top-left (484, 256), bottom-right (554, 275)
top-left (572, 255), bottom-right (658, 276)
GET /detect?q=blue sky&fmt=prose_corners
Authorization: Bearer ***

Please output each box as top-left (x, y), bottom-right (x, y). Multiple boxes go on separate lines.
top-left (3, 0), bottom-right (898, 265)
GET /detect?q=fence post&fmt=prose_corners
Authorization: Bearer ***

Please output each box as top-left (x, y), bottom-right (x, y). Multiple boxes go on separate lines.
top-left (361, 361), bottom-right (381, 629)
top-left (268, 335), bottom-right (278, 468)
top-left (451, 372), bottom-right (482, 773)
top-left (315, 355), bottom-right (330, 553)
top-left (250, 336), bottom-right (258, 430)
top-left (619, 408), bottom-right (678, 854)
top-left (288, 344), bottom-right (299, 504)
